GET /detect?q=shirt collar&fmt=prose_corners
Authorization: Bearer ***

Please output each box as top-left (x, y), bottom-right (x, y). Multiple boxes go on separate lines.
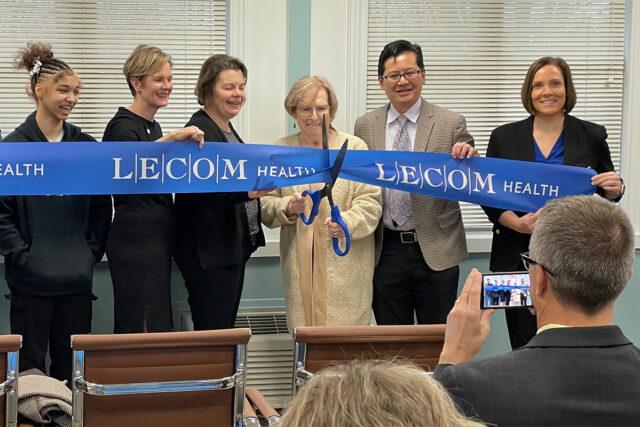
top-left (387, 98), bottom-right (422, 125)
top-left (537, 323), bottom-right (569, 334)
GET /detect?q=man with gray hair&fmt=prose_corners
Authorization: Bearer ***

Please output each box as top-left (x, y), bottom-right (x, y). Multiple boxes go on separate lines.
top-left (434, 195), bottom-right (640, 426)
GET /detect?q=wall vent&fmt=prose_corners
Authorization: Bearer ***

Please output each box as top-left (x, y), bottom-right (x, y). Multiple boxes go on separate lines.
top-left (234, 312), bottom-right (288, 335)
top-left (181, 310), bottom-right (293, 409)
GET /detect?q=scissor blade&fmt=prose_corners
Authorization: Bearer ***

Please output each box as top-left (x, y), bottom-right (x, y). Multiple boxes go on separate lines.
top-left (329, 139), bottom-right (348, 184)
top-left (321, 114), bottom-right (329, 149)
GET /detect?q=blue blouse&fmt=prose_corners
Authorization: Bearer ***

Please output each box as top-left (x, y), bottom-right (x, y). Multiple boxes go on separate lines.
top-left (534, 132), bottom-right (564, 164)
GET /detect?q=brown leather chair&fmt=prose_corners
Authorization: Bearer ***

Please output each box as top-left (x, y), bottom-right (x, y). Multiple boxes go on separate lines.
top-left (0, 335), bottom-right (21, 427)
top-left (71, 329), bottom-right (250, 427)
top-left (292, 324), bottom-right (445, 395)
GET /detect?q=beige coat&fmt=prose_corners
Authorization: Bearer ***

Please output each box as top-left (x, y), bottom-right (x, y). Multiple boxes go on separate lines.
top-left (261, 131), bottom-right (382, 329)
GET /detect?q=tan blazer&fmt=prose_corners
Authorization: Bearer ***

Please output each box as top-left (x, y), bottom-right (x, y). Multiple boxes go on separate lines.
top-left (354, 99), bottom-right (473, 271)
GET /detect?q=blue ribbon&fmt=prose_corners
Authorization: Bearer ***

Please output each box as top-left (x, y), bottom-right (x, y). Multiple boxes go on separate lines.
top-left (0, 141), bottom-right (596, 212)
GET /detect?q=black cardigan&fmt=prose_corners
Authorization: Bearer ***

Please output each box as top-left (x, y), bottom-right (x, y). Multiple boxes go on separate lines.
top-left (482, 114), bottom-right (618, 271)
top-left (173, 109), bottom-right (265, 269)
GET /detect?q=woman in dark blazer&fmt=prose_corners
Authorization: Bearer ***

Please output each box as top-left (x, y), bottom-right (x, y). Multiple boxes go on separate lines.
top-left (174, 54), bottom-right (267, 330)
top-left (483, 56), bottom-right (623, 349)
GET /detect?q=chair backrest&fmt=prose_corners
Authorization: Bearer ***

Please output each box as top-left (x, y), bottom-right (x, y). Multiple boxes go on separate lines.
top-left (71, 329), bottom-right (250, 427)
top-left (292, 325), bottom-right (445, 395)
top-left (0, 335), bottom-right (21, 427)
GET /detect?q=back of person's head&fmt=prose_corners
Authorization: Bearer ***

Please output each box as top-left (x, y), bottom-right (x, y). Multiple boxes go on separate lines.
top-left (529, 195), bottom-right (634, 315)
top-left (377, 39), bottom-right (425, 78)
top-left (14, 42), bottom-right (76, 100)
top-left (123, 44), bottom-right (172, 96)
top-left (279, 360), bottom-right (483, 427)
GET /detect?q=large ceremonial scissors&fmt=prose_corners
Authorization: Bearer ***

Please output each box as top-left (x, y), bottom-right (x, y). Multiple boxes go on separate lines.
top-left (299, 115), bottom-right (351, 256)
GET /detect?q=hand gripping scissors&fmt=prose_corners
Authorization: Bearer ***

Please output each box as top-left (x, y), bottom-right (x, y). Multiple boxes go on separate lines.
top-left (299, 115), bottom-right (351, 256)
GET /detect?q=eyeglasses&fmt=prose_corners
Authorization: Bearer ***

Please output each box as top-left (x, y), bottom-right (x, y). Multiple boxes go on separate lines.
top-left (296, 105), bottom-right (330, 117)
top-left (520, 252), bottom-right (555, 277)
top-left (382, 68), bottom-right (423, 83)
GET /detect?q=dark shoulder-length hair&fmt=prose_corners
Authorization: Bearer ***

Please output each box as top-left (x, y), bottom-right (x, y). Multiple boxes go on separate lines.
top-left (194, 54), bottom-right (247, 106)
top-left (521, 56), bottom-right (576, 115)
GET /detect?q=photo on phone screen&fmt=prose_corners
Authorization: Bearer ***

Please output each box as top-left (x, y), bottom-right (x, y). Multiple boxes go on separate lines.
top-left (481, 272), bottom-right (532, 309)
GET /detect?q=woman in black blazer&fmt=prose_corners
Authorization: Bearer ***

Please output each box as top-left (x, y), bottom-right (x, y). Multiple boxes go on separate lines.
top-left (174, 55), bottom-right (267, 330)
top-left (482, 57), bottom-right (623, 349)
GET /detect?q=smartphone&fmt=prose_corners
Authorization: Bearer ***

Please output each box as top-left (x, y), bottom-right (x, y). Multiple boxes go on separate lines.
top-left (481, 272), bottom-right (532, 309)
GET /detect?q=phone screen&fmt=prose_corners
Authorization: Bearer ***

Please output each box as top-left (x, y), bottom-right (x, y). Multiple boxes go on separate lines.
top-left (481, 272), bottom-right (532, 309)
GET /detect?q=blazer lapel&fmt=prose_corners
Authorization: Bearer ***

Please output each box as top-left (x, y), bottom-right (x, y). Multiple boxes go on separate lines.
top-left (372, 105), bottom-right (387, 151)
top-left (562, 115), bottom-right (582, 166)
top-left (520, 116), bottom-right (536, 161)
top-left (414, 99), bottom-right (435, 152)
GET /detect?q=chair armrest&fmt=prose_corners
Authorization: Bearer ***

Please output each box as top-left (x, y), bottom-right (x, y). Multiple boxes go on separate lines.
top-left (244, 397), bottom-right (257, 418)
top-left (246, 387), bottom-right (281, 425)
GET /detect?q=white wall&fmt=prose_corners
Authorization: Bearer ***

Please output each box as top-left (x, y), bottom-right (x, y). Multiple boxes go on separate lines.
top-left (230, 0), bottom-right (289, 256)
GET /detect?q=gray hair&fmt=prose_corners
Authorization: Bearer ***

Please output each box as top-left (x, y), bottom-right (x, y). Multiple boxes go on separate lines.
top-left (279, 360), bottom-right (484, 427)
top-left (529, 195), bottom-right (634, 314)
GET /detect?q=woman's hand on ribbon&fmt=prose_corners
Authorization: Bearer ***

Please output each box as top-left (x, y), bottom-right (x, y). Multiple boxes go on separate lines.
top-left (451, 141), bottom-right (478, 159)
top-left (591, 171), bottom-right (623, 199)
top-left (161, 126), bottom-right (206, 148)
top-left (287, 192), bottom-right (307, 216)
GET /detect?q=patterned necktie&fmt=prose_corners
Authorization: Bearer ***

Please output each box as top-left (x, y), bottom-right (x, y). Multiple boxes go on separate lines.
top-left (389, 115), bottom-right (412, 226)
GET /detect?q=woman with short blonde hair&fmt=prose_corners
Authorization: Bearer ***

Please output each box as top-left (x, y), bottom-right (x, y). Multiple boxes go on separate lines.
top-left (103, 44), bottom-right (204, 333)
top-left (280, 360), bottom-right (484, 427)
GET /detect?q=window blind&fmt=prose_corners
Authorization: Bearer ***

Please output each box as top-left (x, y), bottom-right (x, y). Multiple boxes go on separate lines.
top-left (367, 0), bottom-right (626, 231)
top-left (0, 0), bottom-right (228, 140)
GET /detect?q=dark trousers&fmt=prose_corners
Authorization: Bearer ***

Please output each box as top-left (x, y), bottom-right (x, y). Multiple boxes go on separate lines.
top-left (373, 231), bottom-right (459, 325)
top-left (9, 287), bottom-right (92, 385)
top-left (506, 307), bottom-right (537, 349)
top-left (178, 252), bottom-right (248, 331)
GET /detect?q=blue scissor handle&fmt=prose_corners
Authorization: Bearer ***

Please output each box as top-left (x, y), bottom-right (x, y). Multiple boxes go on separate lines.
top-left (300, 189), bottom-right (322, 225)
top-left (330, 204), bottom-right (351, 256)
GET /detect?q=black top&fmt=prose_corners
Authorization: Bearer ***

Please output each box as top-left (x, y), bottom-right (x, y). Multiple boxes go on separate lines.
top-left (174, 109), bottom-right (265, 269)
top-left (102, 107), bottom-right (173, 209)
top-left (481, 114), bottom-right (618, 272)
top-left (0, 112), bottom-right (111, 295)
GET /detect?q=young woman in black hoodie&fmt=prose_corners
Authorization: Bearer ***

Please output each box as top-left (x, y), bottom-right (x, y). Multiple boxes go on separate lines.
top-left (0, 43), bottom-right (111, 385)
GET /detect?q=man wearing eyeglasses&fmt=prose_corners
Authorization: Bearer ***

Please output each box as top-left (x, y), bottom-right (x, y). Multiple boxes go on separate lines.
top-left (433, 195), bottom-right (639, 426)
top-left (354, 39), bottom-right (476, 326)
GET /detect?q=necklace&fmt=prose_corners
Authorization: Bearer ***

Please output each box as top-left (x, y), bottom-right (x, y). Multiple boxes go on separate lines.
top-left (203, 106), bottom-right (231, 133)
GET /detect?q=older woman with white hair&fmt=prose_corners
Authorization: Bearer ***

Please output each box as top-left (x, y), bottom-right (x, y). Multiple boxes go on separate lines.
top-left (261, 76), bottom-right (382, 329)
